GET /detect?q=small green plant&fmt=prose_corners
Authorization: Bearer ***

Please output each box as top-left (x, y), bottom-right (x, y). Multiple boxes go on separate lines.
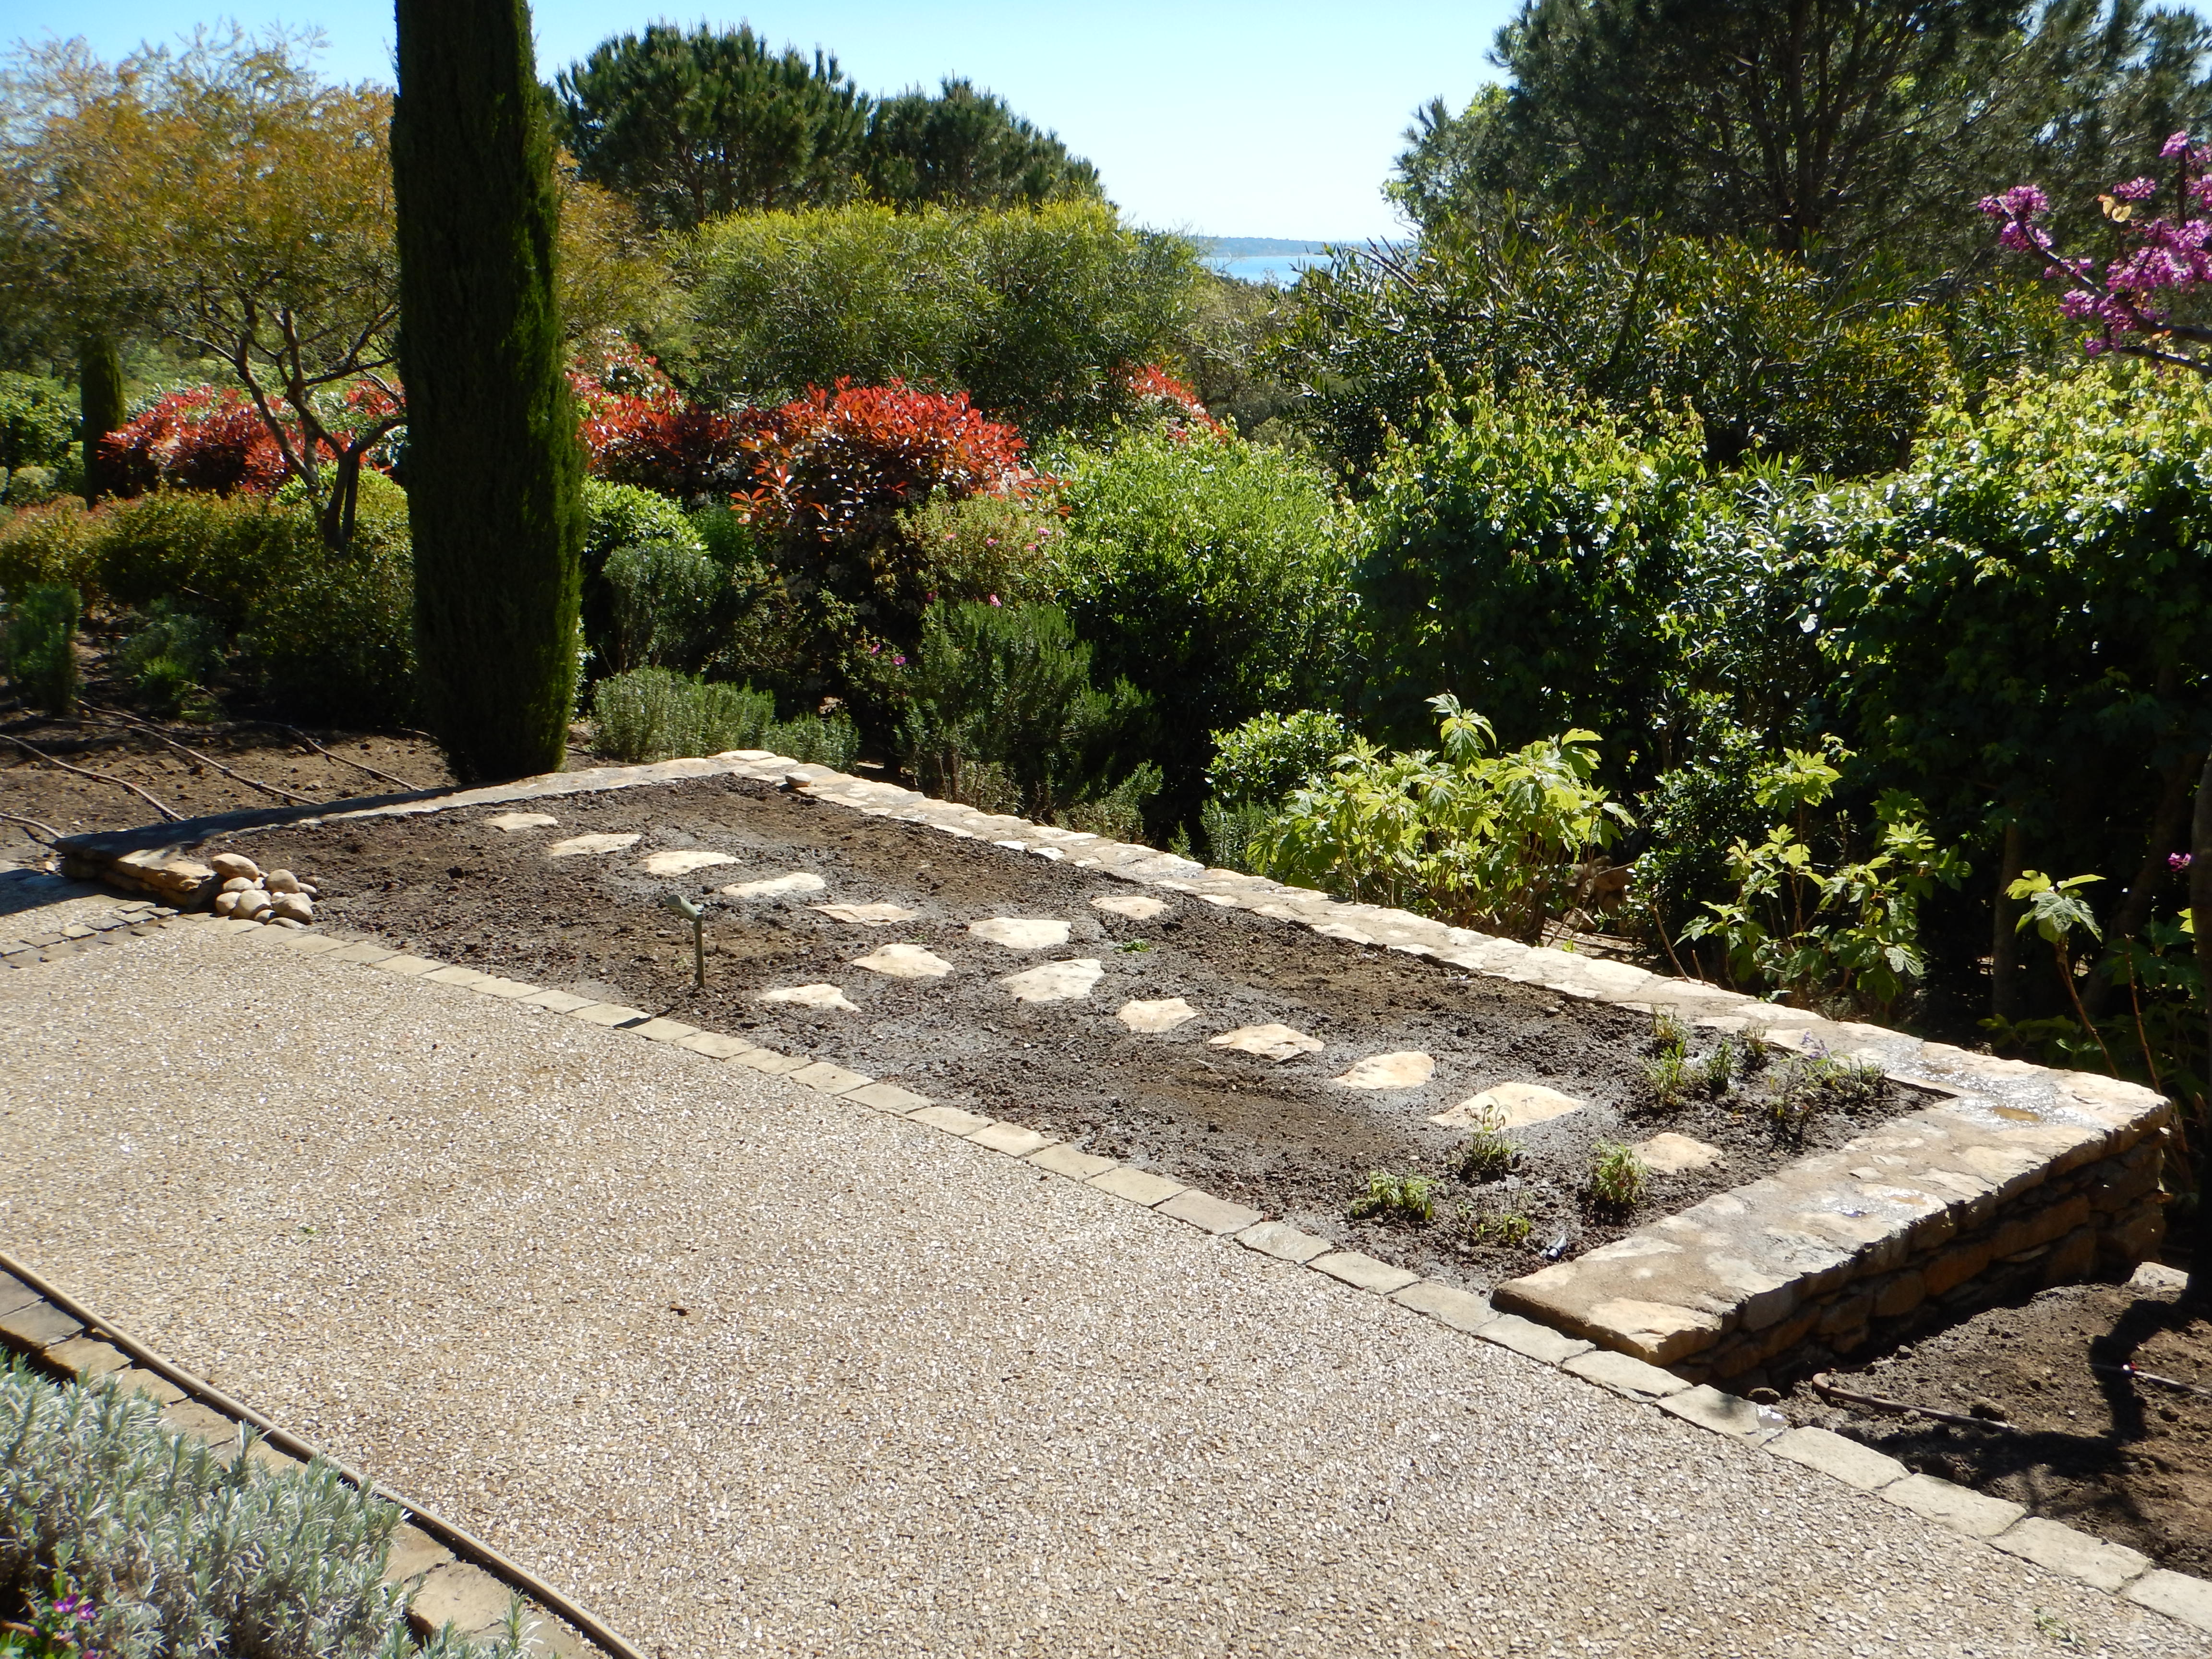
top-left (1454, 1104), bottom-right (1517, 1183)
top-left (1765, 1048), bottom-right (1887, 1146)
top-left (1649, 1007), bottom-right (1689, 1054)
top-left (1348, 1169), bottom-right (1437, 1224)
top-left (1587, 1141), bottom-right (1650, 1211)
top-left (602, 539), bottom-right (728, 674)
top-left (1116, 938), bottom-right (1151, 952)
top-left (1696, 1036), bottom-right (1743, 1097)
top-left (1464, 1203), bottom-right (1534, 1248)
top-left (1, 583), bottom-right (78, 714)
top-left (119, 599), bottom-right (227, 717)
top-left (1641, 1046), bottom-right (1693, 1109)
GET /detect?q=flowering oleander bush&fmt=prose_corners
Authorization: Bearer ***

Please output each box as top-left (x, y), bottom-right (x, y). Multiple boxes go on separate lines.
top-left (0, 1361), bottom-right (517, 1659)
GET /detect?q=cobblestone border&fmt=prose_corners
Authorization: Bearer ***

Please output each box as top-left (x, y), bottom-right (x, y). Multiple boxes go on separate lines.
top-left (0, 1234), bottom-right (637, 1659)
top-left (24, 762), bottom-right (2208, 1635)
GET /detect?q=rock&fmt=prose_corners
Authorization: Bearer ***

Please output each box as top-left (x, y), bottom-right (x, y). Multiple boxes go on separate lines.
top-left (264, 869), bottom-right (301, 894)
top-left (269, 915), bottom-right (305, 929)
top-left (299, 883), bottom-right (319, 897)
top-left (969, 917), bottom-right (1072, 950)
top-left (209, 853), bottom-right (261, 881)
top-left (759, 984), bottom-right (858, 1011)
top-left (2129, 1260), bottom-right (2189, 1293)
top-left (811, 902), bottom-right (920, 924)
top-left (1210, 1023), bottom-right (1323, 1062)
top-left (999, 959), bottom-right (1103, 1003)
top-left (720, 872), bottom-right (828, 899)
top-left (1333, 1051), bottom-right (1436, 1090)
top-left (546, 832), bottom-right (640, 858)
top-left (220, 877), bottom-right (257, 894)
top-left (269, 891), bottom-right (313, 924)
top-left (1091, 893), bottom-right (1168, 922)
top-left (232, 888), bottom-right (273, 919)
top-left (1431, 1082), bottom-right (1586, 1130)
top-left (638, 849), bottom-right (737, 876)
top-left (212, 890), bottom-right (240, 917)
top-left (484, 811), bottom-right (558, 831)
top-left (851, 943), bottom-right (954, 979)
top-left (1635, 1132), bottom-right (1724, 1175)
top-left (1117, 997), bottom-right (1199, 1033)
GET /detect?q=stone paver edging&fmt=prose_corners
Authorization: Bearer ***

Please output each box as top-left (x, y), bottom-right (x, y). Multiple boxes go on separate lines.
top-left (0, 1236), bottom-right (630, 1659)
top-left (5, 865), bottom-right (2206, 1639)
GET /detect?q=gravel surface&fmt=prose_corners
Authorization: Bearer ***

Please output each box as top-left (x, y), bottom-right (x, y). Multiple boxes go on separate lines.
top-left (0, 914), bottom-right (2197, 1659)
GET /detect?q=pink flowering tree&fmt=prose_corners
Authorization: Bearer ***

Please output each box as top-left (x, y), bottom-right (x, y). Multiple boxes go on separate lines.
top-left (1981, 133), bottom-right (2212, 375)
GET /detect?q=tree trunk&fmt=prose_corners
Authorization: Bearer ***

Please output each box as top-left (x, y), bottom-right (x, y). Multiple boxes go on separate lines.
top-left (2187, 754), bottom-right (2212, 1306)
top-left (391, 0), bottom-right (582, 783)
top-left (1991, 820), bottom-right (2026, 1024)
top-left (77, 332), bottom-right (125, 505)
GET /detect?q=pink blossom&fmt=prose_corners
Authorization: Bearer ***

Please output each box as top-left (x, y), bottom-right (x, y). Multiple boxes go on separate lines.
top-left (2172, 852), bottom-right (2194, 870)
top-left (2163, 131), bottom-right (2195, 159)
top-left (2112, 176), bottom-right (2160, 202)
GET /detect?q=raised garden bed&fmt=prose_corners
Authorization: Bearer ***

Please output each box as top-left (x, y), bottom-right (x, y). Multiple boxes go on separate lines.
top-left (216, 771), bottom-right (1929, 1296)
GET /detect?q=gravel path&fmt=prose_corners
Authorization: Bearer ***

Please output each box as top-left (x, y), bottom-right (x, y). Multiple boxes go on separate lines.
top-left (0, 911), bottom-right (2197, 1659)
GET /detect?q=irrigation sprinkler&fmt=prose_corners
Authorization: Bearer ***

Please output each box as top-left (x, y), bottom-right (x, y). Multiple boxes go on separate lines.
top-left (661, 891), bottom-right (704, 989)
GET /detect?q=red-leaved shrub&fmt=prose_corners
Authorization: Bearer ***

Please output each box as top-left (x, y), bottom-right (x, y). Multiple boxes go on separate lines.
top-left (102, 388), bottom-right (292, 497)
top-left (572, 341), bottom-right (753, 501)
top-left (1117, 364), bottom-right (1223, 439)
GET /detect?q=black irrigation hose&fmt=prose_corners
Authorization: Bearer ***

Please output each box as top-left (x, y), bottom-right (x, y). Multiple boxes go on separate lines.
top-left (0, 1249), bottom-right (646, 1659)
top-left (2092, 1359), bottom-right (2212, 1400)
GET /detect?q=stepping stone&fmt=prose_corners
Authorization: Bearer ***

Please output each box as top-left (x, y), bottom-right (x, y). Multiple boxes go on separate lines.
top-left (852, 943), bottom-right (953, 979)
top-left (758, 984), bottom-right (858, 1011)
top-left (970, 917), bottom-right (1071, 950)
top-left (484, 811), bottom-right (556, 831)
top-left (547, 832), bottom-right (639, 857)
top-left (999, 959), bottom-right (1102, 1003)
top-left (1333, 1051), bottom-right (1435, 1090)
top-left (1430, 1081), bottom-right (1586, 1130)
top-left (1118, 997), bottom-right (1199, 1033)
top-left (812, 902), bottom-right (920, 925)
top-left (721, 872), bottom-right (827, 899)
top-left (1636, 1131), bottom-right (1723, 1174)
top-left (1092, 893), bottom-right (1167, 922)
top-left (638, 850), bottom-right (737, 876)
top-left (1210, 1023), bottom-right (1323, 1061)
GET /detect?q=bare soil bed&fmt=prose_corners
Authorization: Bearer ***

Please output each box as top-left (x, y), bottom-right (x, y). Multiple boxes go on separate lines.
top-left (1785, 1277), bottom-right (2212, 1575)
top-left (226, 771), bottom-right (1921, 1295)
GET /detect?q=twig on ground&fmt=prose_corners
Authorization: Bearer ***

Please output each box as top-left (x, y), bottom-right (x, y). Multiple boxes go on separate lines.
top-left (1, 733), bottom-right (183, 822)
top-left (252, 722), bottom-right (419, 790)
top-left (0, 809), bottom-right (64, 843)
top-left (80, 706), bottom-right (315, 805)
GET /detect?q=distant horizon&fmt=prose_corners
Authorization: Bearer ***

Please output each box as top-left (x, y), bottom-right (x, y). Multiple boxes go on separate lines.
top-left (7, 2), bottom-right (1522, 241)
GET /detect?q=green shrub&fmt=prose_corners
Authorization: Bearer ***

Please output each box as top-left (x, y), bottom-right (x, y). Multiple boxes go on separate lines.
top-left (589, 667), bottom-right (858, 766)
top-left (0, 502), bottom-right (100, 605)
top-left (1348, 1170), bottom-right (1437, 1224)
top-left (1587, 1141), bottom-right (1650, 1211)
top-left (1196, 798), bottom-right (1272, 872)
top-left (894, 490), bottom-right (1067, 608)
top-left (240, 540), bottom-right (418, 727)
top-left (603, 540), bottom-right (726, 674)
top-left (1206, 709), bottom-right (1352, 806)
top-left (895, 599), bottom-right (1151, 823)
top-left (1055, 429), bottom-right (1351, 827)
top-left (0, 1363), bottom-right (518, 1659)
top-left (119, 599), bottom-right (227, 717)
top-left (2, 583), bottom-right (78, 714)
top-left (583, 478), bottom-right (703, 565)
top-left (90, 490), bottom-right (313, 629)
top-left (1251, 695), bottom-right (1630, 940)
top-left (4, 465), bottom-right (60, 505)
top-left (0, 373), bottom-right (77, 471)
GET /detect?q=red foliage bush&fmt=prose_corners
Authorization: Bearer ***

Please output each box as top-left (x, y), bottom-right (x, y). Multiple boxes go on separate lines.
top-left (572, 340), bottom-right (754, 501)
top-left (102, 388), bottom-right (292, 497)
top-left (1117, 363), bottom-right (1223, 439)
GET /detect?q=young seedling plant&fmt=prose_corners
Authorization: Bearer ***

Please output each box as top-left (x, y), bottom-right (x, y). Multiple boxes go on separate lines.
top-left (1454, 1102), bottom-right (1518, 1182)
top-left (1587, 1140), bottom-right (1650, 1213)
top-left (1349, 1170), bottom-right (1437, 1225)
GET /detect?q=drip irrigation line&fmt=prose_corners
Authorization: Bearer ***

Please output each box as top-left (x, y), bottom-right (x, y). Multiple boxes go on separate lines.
top-left (1, 732), bottom-right (183, 822)
top-left (252, 721), bottom-right (419, 791)
top-left (79, 706), bottom-right (316, 805)
top-left (1808, 1371), bottom-right (2016, 1432)
top-left (0, 1248), bottom-right (646, 1659)
top-left (2092, 1359), bottom-right (2212, 1400)
top-left (0, 809), bottom-right (63, 843)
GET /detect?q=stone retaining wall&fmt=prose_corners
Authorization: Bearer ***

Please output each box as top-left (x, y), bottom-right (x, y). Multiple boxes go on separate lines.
top-left (49, 748), bottom-right (2175, 1393)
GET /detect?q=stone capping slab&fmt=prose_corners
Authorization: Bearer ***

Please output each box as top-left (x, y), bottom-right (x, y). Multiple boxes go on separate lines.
top-left (7, 881), bottom-right (2210, 1634)
top-left (0, 1247), bottom-right (633, 1659)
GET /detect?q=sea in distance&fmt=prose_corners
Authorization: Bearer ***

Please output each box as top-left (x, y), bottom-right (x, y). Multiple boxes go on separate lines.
top-left (1197, 237), bottom-right (1340, 287)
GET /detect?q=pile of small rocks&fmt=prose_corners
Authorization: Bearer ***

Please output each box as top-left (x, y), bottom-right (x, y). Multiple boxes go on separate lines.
top-left (206, 853), bottom-right (316, 926)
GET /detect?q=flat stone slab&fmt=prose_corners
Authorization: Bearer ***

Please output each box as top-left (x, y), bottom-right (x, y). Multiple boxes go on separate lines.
top-left (970, 917), bottom-right (1071, 950)
top-left (520, 988), bottom-right (596, 1013)
top-left (637, 849), bottom-right (737, 876)
top-left (675, 1031), bottom-right (759, 1060)
top-left (1333, 1050), bottom-right (1435, 1090)
top-left (373, 954), bottom-right (440, 978)
top-left (1659, 1385), bottom-right (1782, 1444)
top-left (759, 984), bottom-right (858, 1011)
top-left (546, 833), bottom-right (640, 858)
top-left (852, 943), bottom-right (953, 979)
top-left (811, 902), bottom-right (919, 925)
top-left (633, 1017), bottom-right (700, 1043)
top-left (1089, 1166), bottom-right (1186, 1206)
top-left (1635, 1132), bottom-right (1723, 1175)
top-left (2126, 1568), bottom-right (2212, 1631)
top-left (1389, 1281), bottom-right (1497, 1333)
top-left (721, 872), bottom-right (827, 899)
top-left (969, 1121), bottom-right (1058, 1157)
top-left (42, 1336), bottom-right (130, 1379)
top-left (1117, 997), bottom-right (1198, 1033)
top-left (1157, 1190), bottom-right (1263, 1234)
top-left (1880, 1474), bottom-right (2024, 1539)
top-left (570, 1002), bottom-right (648, 1028)
top-left (846, 1082), bottom-right (930, 1114)
top-left (1092, 893), bottom-right (1167, 921)
top-left (1029, 1144), bottom-right (1118, 1180)
top-left (1991, 1516), bottom-right (2152, 1591)
top-left (482, 811), bottom-right (557, 831)
top-left (911, 1105), bottom-right (994, 1137)
top-left (1431, 1082), bottom-right (1586, 1130)
top-left (1563, 1348), bottom-right (1691, 1400)
top-left (1210, 1023), bottom-right (1323, 1061)
top-left (1475, 1312), bottom-right (1592, 1365)
top-left (735, 1048), bottom-right (811, 1075)
top-left (1237, 1221), bottom-right (1334, 1265)
top-left (792, 1061), bottom-right (872, 1094)
top-left (1768, 1426), bottom-right (1906, 1492)
top-left (1310, 1251), bottom-right (1421, 1295)
top-left (0, 1300), bottom-right (83, 1347)
top-left (999, 959), bottom-right (1101, 1002)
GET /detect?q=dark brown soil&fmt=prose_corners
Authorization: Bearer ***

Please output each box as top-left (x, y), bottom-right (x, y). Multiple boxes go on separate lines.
top-left (1784, 1277), bottom-right (2212, 1574)
top-left (226, 772), bottom-right (1920, 1296)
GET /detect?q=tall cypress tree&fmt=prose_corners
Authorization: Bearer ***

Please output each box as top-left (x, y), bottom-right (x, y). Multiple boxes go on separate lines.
top-left (391, 0), bottom-right (582, 782)
top-left (77, 332), bottom-right (124, 505)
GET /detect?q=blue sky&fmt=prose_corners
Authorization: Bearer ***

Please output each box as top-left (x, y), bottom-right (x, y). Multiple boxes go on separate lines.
top-left (0, 1), bottom-right (1520, 240)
